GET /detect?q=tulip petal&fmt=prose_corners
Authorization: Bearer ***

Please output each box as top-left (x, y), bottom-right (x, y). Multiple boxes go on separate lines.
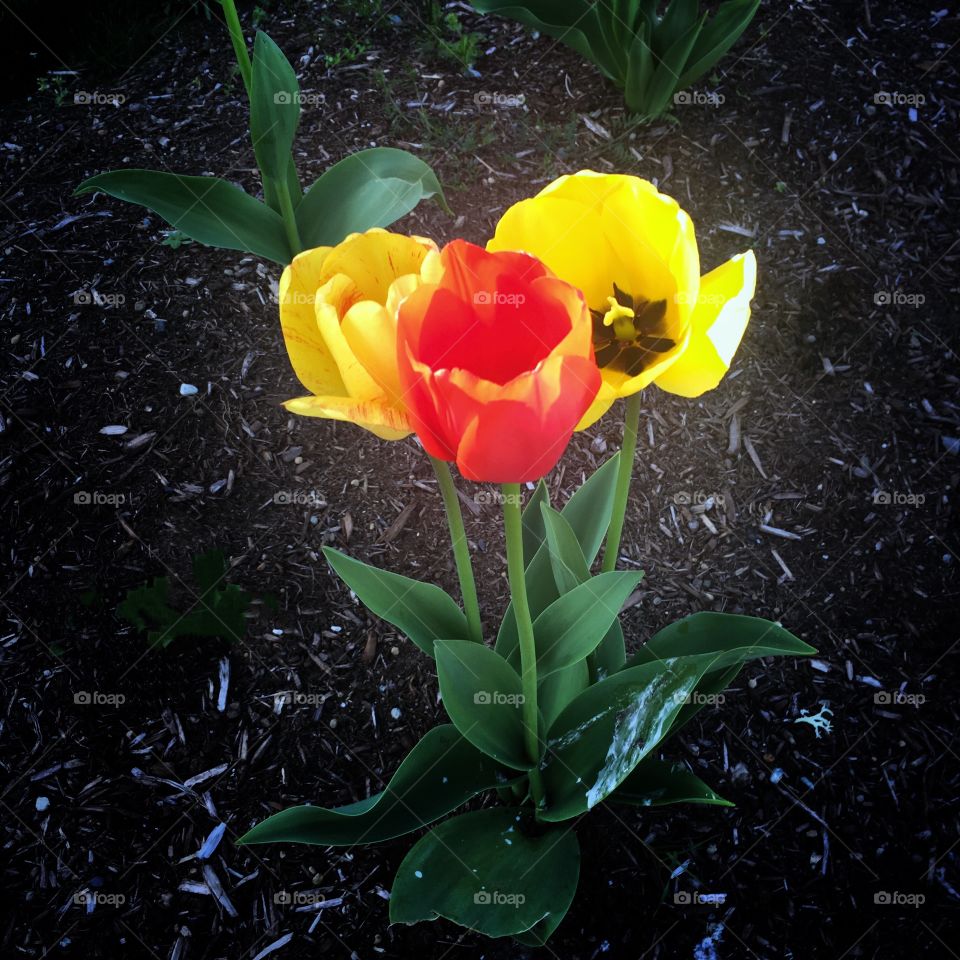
top-left (654, 251), bottom-right (757, 398)
top-left (315, 274), bottom-right (386, 401)
top-left (279, 247), bottom-right (345, 397)
top-left (340, 297), bottom-right (405, 404)
top-left (452, 356), bottom-right (601, 483)
top-left (283, 394), bottom-right (412, 440)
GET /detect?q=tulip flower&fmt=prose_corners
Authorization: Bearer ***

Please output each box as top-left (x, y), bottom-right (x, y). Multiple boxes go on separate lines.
top-left (489, 171), bottom-right (756, 575)
top-left (279, 228), bottom-right (437, 439)
top-left (396, 240), bottom-right (601, 484)
top-left (488, 171), bottom-right (756, 430)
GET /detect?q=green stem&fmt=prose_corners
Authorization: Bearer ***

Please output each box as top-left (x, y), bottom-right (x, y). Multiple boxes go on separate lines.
top-left (275, 178), bottom-right (302, 257)
top-left (502, 483), bottom-right (544, 812)
top-left (220, 0), bottom-right (253, 96)
top-left (600, 393), bottom-right (642, 574)
top-left (430, 457), bottom-right (482, 644)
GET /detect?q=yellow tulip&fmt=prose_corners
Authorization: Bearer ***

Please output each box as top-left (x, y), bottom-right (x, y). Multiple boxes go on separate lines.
top-left (488, 171), bottom-right (756, 429)
top-left (279, 229), bottom-right (437, 439)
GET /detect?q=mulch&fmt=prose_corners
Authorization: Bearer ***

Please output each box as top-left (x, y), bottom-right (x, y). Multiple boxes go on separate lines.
top-left (1, 0), bottom-right (958, 957)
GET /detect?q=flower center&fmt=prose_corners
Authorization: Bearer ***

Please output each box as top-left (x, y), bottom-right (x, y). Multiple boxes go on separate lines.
top-left (591, 283), bottom-right (674, 376)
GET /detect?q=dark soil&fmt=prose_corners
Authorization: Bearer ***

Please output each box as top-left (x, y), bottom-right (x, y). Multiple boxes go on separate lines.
top-left (2, 1), bottom-right (959, 958)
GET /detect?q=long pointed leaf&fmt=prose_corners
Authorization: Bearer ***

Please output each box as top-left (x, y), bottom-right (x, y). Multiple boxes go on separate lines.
top-left (74, 170), bottom-right (292, 263)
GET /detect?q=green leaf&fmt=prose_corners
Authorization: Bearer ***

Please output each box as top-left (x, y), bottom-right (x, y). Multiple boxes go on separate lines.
top-left (539, 653), bottom-right (721, 821)
top-left (521, 480), bottom-right (550, 567)
top-left (594, 618), bottom-right (627, 680)
top-left (323, 546), bottom-right (469, 658)
top-left (669, 661), bottom-right (742, 735)
top-left (249, 31), bottom-right (301, 187)
top-left (496, 454), bottom-right (621, 661)
top-left (654, 0), bottom-right (700, 57)
top-left (678, 0), bottom-right (761, 88)
top-left (641, 12), bottom-right (704, 117)
top-left (435, 640), bottom-right (529, 770)
top-left (238, 725), bottom-right (507, 845)
top-left (74, 171), bottom-right (292, 263)
top-left (390, 808), bottom-right (579, 939)
top-left (540, 503), bottom-right (590, 595)
top-left (622, 612), bottom-right (817, 673)
top-left (296, 148), bottom-right (448, 249)
top-left (532, 571), bottom-right (643, 678)
top-left (609, 756), bottom-right (734, 807)
top-left (538, 659), bottom-right (589, 730)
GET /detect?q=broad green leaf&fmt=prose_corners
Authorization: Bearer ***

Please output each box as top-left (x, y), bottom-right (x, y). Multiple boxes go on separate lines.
top-left (249, 31), bottom-right (301, 187)
top-left (390, 808), bottom-right (579, 939)
top-left (594, 618), bottom-right (627, 680)
top-left (496, 454), bottom-right (621, 660)
top-left (435, 640), bottom-right (529, 770)
top-left (669, 661), bottom-right (742, 735)
top-left (521, 480), bottom-right (550, 567)
top-left (641, 12), bottom-right (704, 117)
top-left (323, 546), bottom-right (469, 657)
top-left (538, 659), bottom-right (589, 730)
top-left (296, 148), bottom-right (448, 249)
top-left (653, 0), bottom-right (700, 58)
top-left (238, 725), bottom-right (507, 845)
top-left (625, 26), bottom-right (655, 113)
top-left (678, 0), bottom-right (761, 88)
top-left (609, 756), bottom-right (734, 807)
top-left (622, 612), bottom-right (817, 673)
top-left (540, 653), bottom-right (721, 821)
top-left (74, 171), bottom-right (292, 263)
top-left (540, 503), bottom-right (590, 595)
top-left (539, 503), bottom-right (629, 680)
top-left (532, 571), bottom-right (643, 677)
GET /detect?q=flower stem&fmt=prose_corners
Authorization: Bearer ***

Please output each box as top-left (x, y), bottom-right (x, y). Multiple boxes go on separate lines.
top-left (430, 456), bottom-right (482, 644)
top-left (220, 0), bottom-right (253, 95)
top-left (601, 393), bottom-right (642, 573)
top-left (275, 178), bottom-right (302, 258)
top-left (502, 483), bottom-right (544, 810)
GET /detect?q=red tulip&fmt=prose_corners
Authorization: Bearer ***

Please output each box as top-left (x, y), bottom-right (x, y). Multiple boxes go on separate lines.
top-left (396, 240), bottom-right (600, 482)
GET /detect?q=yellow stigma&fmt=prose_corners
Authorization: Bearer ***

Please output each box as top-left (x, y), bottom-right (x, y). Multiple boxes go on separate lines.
top-left (602, 295), bottom-right (636, 342)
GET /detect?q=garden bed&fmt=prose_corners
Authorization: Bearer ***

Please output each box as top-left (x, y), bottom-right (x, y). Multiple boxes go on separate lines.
top-left (1, 0), bottom-right (958, 956)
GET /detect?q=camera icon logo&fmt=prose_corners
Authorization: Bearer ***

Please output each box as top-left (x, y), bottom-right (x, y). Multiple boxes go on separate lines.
top-left (473, 691), bottom-right (492, 705)
top-left (274, 91), bottom-right (293, 104)
top-left (473, 891), bottom-right (492, 904)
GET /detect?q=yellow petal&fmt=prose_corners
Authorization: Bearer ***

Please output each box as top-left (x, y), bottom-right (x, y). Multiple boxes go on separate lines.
top-left (340, 297), bottom-right (404, 404)
top-left (279, 247), bottom-right (345, 397)
top-left (320, 229), bottom-right (435, 304)
top-left (283, 394), bottom-right (412, 440)
top-left (315, 274), bottom-right (384, 401)
top-left (654, 251), bottom-right (757, 398)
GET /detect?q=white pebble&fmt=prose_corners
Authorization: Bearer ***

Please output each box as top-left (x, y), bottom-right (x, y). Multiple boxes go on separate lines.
top-left (179, 383), bottom-right (198, 396)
